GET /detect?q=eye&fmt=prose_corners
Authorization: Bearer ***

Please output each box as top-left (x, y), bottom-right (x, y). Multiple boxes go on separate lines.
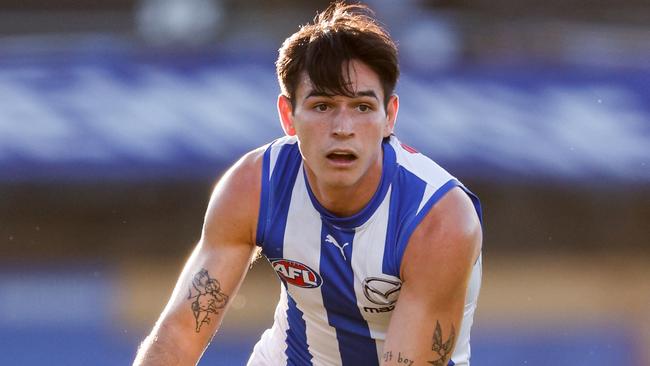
top-left (357, 104), bottom-right (372, 112)
top-left (314, 103), bottom-right (329, 112)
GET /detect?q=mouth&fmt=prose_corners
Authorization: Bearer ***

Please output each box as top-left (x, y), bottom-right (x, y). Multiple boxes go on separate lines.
top-left (326, 151), bottom-right (358, 165)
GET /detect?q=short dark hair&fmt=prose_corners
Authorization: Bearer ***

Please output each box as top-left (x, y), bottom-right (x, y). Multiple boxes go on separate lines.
top-left (276, 1), bottom-right (399, 109)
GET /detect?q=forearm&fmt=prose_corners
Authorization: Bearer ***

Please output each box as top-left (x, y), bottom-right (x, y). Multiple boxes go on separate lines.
top-left (381, 318), bottom-right (458, 366)
top-left (133, 263), bottom-right (235, 366)
top-left (133, 321), bottom-right (204, 366)
top-left (380, 279), bottom-right (468, 366)
top-left (134, 331), bottom-right (181, 366)
top-left (381, 277), bottom-right (467, 366)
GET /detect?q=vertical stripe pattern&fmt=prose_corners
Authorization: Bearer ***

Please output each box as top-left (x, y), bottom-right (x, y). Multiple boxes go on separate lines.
top-left (351, 188), bottom-right (394, 361)
top-left (382, 170), bottom-right (427, 277)
top-left (249, 136), bottom-right (482, 366)
top-left (260, 139), bottom-right (301, 259)
top-left (284, 165), bottom-right (341, 365)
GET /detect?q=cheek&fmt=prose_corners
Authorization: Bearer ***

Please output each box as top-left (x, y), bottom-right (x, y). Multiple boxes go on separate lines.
top-left (363, 118), bottom-right (389, 138)
top-left (297, 120), bottom-right (328, 142)
top-left (295, 129), bottom-right (321, 159)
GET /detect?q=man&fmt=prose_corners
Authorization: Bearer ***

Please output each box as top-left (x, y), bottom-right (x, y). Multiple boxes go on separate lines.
top-left (133, 2), bottom-right (482, 365)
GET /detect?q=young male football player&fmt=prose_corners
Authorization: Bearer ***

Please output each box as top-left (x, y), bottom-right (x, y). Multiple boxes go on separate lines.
top-left (133, 2), bottom-right (482, 365)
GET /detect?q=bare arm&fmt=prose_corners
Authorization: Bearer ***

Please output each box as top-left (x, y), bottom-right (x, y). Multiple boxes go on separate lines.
top-left (133, 148), bottom-right (264, 366)
top-left (381, 187), bottom-right (482, 366)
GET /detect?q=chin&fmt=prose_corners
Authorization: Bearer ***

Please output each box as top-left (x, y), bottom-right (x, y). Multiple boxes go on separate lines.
top-left (322, 172), bottom-right (361, 188)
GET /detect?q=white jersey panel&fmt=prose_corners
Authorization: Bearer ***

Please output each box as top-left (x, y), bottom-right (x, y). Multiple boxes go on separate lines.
top-left (268, 135), bottom-right (297, 178)
top-left (391, 138), bottom-right (454, 189)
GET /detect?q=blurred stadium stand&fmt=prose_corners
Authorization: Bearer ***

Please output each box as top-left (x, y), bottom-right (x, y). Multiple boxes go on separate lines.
top-left (0, 1), bottom-right (648, 365)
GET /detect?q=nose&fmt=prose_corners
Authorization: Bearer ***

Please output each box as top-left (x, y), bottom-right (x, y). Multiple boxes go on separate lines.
top-left (331, 109), bottom-right (354, 137)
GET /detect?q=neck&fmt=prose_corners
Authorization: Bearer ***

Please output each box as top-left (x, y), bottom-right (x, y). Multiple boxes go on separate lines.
top-left (304, 158), bottom-right (383, 218)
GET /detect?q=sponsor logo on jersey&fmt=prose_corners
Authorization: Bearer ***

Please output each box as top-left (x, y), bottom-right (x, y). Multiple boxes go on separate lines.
top-left (362, 277), bottom-right (401, 313)
top-left (363, 304), bottom-right (396, 313)
top-left (270, 259), bottom-right (323, 289)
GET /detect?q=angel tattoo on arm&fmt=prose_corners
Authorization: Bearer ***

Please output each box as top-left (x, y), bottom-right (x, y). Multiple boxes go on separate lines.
top-left (187, 268), bottom-right (229, 332)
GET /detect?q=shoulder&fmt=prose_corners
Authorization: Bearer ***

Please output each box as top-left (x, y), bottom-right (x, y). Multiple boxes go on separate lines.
top-left (388, 136), bottom-right (454, 188)
top-left (400, 186), bottom-right (482, 286)
top-left (260, 135), bottom-right (300, 175)
top-left (208, 145), bottom-right (265, 207)
top-left (385, 136), bottom-right (482, 280)
top-left (212, 145), bottom-right (265, 196)
top-left (202, 145), bottom-right (267, 246)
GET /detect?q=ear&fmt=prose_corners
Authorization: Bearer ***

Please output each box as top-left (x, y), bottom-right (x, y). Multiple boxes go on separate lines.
top-left (383, 94), bottom-right (399, 138)
top-left (277, 94), bottom-right (296, 136)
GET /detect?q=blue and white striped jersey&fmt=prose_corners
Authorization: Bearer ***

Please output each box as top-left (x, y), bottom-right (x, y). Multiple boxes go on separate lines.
top-left (248, 135), bottom-right (482, 366)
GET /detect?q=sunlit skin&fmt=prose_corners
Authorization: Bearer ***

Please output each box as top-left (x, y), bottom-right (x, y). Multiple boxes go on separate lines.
top-left (278, 60), bottom-right (399, 216)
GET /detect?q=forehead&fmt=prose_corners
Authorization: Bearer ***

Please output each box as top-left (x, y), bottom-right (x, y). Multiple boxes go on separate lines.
top-left (295, 60), bottom-right (384, 100)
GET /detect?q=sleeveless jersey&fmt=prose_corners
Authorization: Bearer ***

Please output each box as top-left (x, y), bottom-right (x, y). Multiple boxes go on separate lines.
top-left (247, 135), bottom-right (482, 366)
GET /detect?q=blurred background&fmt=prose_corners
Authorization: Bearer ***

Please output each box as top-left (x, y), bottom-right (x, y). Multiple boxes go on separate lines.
top-left (0, 0), bottom-right (648, 365)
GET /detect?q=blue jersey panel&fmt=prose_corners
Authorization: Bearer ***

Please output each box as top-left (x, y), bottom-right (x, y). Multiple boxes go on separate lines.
top-left (382, 168), bottom-right (427, 277)
top-left (319, 225), bottom-right (378, 366)
top-left (286, 295), bottom-right (312, 366)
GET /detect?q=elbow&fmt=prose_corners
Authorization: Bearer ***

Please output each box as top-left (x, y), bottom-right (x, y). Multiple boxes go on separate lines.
top-left (134, 322), bottom-right (192, 366)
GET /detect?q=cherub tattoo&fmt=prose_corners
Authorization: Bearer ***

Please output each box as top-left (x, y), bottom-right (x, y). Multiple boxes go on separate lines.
top-left (427, 321), bottom-right (456, 366)
top-left (187, 268), bottom-right (229, 332)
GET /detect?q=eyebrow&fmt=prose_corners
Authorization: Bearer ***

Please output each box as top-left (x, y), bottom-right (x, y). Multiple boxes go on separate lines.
top-left (304, 89), bottom-right (379, 101)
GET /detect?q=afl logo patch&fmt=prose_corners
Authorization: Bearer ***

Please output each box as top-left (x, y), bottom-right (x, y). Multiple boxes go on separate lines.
top-left (270, 259), bottom-right (323, 289)
top-left (362, 277), bottom-right (402, 306)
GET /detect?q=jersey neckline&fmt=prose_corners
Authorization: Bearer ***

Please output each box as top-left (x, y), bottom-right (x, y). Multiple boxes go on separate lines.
top-left (303, 139), bottom-right (397, 230)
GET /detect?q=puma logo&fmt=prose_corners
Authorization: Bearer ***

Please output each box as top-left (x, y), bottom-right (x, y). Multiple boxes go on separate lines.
top-left (325, 234), bottom-right (350, 260)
